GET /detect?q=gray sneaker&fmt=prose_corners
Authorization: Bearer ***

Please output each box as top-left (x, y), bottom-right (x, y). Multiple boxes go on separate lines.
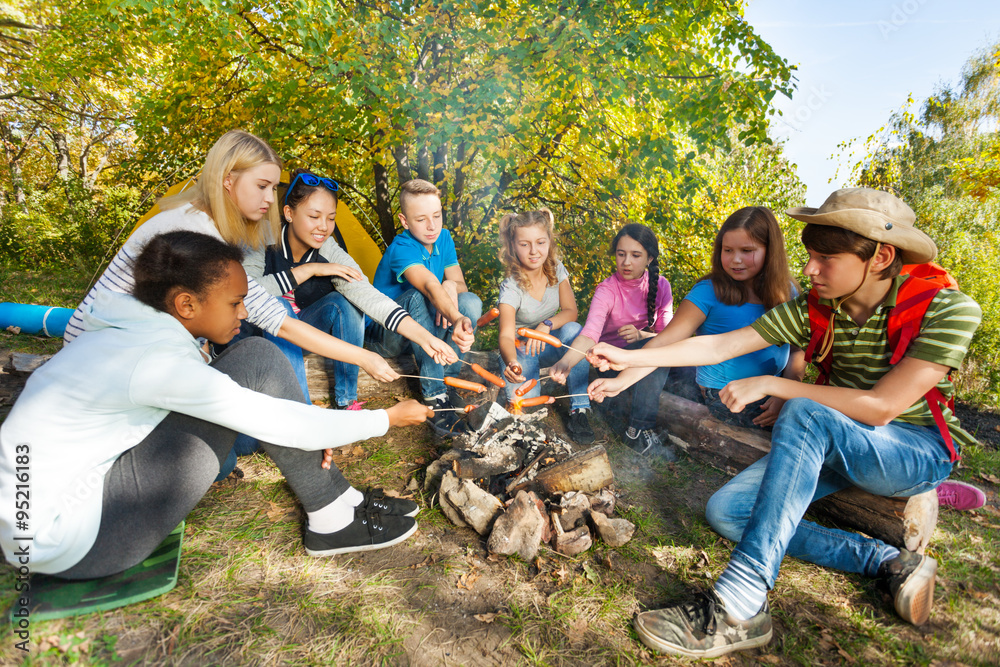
top-left (633, 590), bottom-right (772, 659)
top-left (877, 549), bottom-right (937, 625)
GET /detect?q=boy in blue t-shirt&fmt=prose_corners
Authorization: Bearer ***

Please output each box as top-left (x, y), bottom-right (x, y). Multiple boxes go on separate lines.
top-left (369, 179), bottom-right (482, 435)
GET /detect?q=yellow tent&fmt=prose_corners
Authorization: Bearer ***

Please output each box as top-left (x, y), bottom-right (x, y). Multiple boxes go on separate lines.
top-left (129, 173), bottom-right (384, 282)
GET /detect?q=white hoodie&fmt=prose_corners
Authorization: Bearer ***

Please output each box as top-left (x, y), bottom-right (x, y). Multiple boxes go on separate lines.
top-left (0, 290), bottom-right (389, 574)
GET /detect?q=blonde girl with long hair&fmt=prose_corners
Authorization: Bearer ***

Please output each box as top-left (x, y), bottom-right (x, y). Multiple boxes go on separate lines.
top-left (496, 208), bottom-right (594, 444)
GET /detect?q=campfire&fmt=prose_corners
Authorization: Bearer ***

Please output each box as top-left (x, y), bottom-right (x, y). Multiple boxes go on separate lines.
top-left (425, 402), bottom-right (635, 559)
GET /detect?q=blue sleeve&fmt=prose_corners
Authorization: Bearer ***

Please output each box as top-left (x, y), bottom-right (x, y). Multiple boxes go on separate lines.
top-left (388, 236), bottom-right (424, 284)
top-left (440, 230), bottom-right (459, 269)
top-left (683, 280), bottom-right (715, 317)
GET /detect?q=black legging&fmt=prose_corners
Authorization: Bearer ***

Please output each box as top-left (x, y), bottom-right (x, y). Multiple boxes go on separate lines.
top-left (59, 337), bottom-right (351, 579)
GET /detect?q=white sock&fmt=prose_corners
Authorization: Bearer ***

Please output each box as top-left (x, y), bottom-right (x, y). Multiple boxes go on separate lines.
top-left (714, 559), bottom-right (768, 621)
top-left (307, 494), bottom-right (357, 534)
top-left (342, 486), bottom-right (364, 507)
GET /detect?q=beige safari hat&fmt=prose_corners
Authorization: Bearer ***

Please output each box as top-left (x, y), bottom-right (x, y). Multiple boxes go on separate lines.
top-left (786, 188), bottom-right (937, 264)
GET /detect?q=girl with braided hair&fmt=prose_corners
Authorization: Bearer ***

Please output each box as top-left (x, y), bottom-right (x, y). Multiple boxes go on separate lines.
top-left (550, 223), bottom-right (674, 454)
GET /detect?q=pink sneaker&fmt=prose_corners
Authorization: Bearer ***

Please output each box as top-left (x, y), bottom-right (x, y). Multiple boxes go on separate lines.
top-left (936, 480), bottom-right (986, 511)
top-left (344, 400), bottom-right (367, 411)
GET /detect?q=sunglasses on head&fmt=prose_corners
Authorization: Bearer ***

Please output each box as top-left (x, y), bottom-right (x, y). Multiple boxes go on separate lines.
top-left (284, 172), bottom-right (340, 206)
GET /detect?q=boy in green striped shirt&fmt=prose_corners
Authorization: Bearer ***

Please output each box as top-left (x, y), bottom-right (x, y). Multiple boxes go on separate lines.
top-left (588, 188), bottom-right (982, 659)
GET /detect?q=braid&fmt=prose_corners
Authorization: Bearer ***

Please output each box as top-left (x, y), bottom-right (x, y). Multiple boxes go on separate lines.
top-left (646, 256), bottom-right (659, 330)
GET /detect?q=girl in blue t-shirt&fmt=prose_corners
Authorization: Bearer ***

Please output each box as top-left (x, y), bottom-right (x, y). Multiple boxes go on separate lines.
top-left (595, 206), bottom-right (805, 428)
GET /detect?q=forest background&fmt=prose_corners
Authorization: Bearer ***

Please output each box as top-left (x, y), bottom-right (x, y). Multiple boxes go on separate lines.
top-left (1, 0), bottom-right (998, 405)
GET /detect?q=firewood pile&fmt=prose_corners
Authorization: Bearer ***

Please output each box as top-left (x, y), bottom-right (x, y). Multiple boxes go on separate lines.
top-left (424, 402), bottom-right (635, 560)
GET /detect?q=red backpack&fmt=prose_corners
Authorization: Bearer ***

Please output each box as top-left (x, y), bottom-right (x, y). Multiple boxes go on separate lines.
top-left (803, 262), bottom-right (961, 462)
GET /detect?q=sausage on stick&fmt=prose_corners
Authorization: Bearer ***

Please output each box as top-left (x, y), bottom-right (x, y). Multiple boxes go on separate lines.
top-left (517, 395), bottom-right (552, 407)
top-left (515, 378), bottom-right (537, 396)
top-left (477, 307), bottom-right (500, 327)
top-left (516, 327), bottom-right (592, 356)
top-left (470, 363), bottom-right (506, 388)
top-left (444, 377), bottom-right (487, 393)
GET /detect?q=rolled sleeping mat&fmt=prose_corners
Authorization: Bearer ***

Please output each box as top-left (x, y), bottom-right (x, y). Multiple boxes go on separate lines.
top-left (0, 302), bottom-right (75, 337)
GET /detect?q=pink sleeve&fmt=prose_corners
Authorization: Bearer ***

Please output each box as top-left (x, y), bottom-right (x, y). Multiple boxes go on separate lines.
top-left (653, 276), bottom-right (674, 332)
top-left (580, 281), bottom-right (615, 342)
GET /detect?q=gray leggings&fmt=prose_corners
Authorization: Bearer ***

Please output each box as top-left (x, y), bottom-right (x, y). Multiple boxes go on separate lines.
top-left (58, 337), bottom-right (351, 579)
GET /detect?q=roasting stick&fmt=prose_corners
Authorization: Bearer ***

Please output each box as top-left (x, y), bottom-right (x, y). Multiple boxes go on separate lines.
top-left (397, 374), bottom-right (443, 381)
top-left (433, 405), bottom-right (477, 413)
top-left (551, 393), bottom-right (591, 400)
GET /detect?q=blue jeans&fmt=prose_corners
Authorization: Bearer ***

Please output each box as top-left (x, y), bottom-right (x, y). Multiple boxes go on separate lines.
top-left (297, 292), bottom-right (366, 407)
top-left (598, 339), bottom-right (671, 430)
top-left (500, 322), bottom-right (590, 411)
top-left (216, 294), bottom-right (364, 480)
top-left (705, 398), bottom-right (954, 588)
top-left (366, 288), bottom-right (482, 399)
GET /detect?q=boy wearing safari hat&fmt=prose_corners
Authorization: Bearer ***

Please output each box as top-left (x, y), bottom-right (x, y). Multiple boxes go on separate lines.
top-left (586, 188), bottom-right (982, 659)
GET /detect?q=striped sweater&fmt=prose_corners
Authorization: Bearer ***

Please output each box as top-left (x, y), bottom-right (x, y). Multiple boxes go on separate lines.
top-left (65, 204), bottom-right (287, 343)
top-left (242, 223), bottom-right (409, 332)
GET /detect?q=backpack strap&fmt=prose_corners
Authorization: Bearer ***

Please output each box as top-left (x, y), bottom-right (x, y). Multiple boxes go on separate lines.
top-left (886, 275), bottom-right (942, 366)
top-left (888, 276), bottom-right (960, 462)
top-left (805, 289), bottom-right (834, 385)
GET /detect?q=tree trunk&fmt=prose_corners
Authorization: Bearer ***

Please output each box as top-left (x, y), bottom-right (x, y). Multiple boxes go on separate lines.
top-left (433, 142), bottom-right (449, 225)
top-left (50, 129), bottom-right (70, 182)
top-left (373, 157), bottom-right (397, 244)
top-left (416, 144), bottom-right (431, 181)
top-left (392, 144), bottom-right (412, 184)
top-left (451, 140), bottom-right (467, 226)
top-left (656, 391), bottom-right (934, 549)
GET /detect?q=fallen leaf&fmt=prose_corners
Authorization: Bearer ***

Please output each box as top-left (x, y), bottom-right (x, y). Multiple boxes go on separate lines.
top-left (6, 326), bottom-right (21, 334)
top-left (980, 472), bottom-right (1000, 484)
top-left (474, 613), bottom-right (497, 623)
top-left (582, 562), bottom-right (600, 585)
top-left (457, 571), bottom-right (481, 590)
top-left (265, 501), bottom-right (297, 522)
top-left (553, 566), bottom-right (570, 584)
top-left (414, 457), bottom-right (427, 465)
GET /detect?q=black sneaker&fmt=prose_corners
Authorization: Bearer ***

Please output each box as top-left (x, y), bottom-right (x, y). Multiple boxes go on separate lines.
top-left (624, 426), bottom-right (661, 454)
top-left (564, 409), bottom-right (595, 445)
top-left (876, 549), bottom-right (937, 625)
top-left (363, 487), bottom-right (419, 517)
top-left (633, 589), bottom-right (772, 659)
top-left (423, 396), bottom-right (468, 437)
top-left (304, 507), bottom-right (418, 556)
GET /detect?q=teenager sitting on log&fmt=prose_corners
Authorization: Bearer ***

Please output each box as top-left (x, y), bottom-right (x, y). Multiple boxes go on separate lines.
top-left (0, 232), bottom-right (432, 578)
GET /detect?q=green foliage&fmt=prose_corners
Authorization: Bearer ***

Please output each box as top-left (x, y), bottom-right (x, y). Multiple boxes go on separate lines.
top-left (0, 176), bottom-right (143, 270)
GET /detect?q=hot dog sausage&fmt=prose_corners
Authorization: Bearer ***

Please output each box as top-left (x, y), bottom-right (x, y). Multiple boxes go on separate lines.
top-left (517, 327), bottom-right (562, 347)
top-left (518, 395), bottom-right (551, 407)
top-left (471, 363), bottom-right (506, 388)
top-left (464, 404), bottom-right (476, 413)
top-left (444, 377), bottom-right (487, 393)
top-left (476, 307), bottom-right (500, 327)
top-left (515, 378), bottom-right (537, 396)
